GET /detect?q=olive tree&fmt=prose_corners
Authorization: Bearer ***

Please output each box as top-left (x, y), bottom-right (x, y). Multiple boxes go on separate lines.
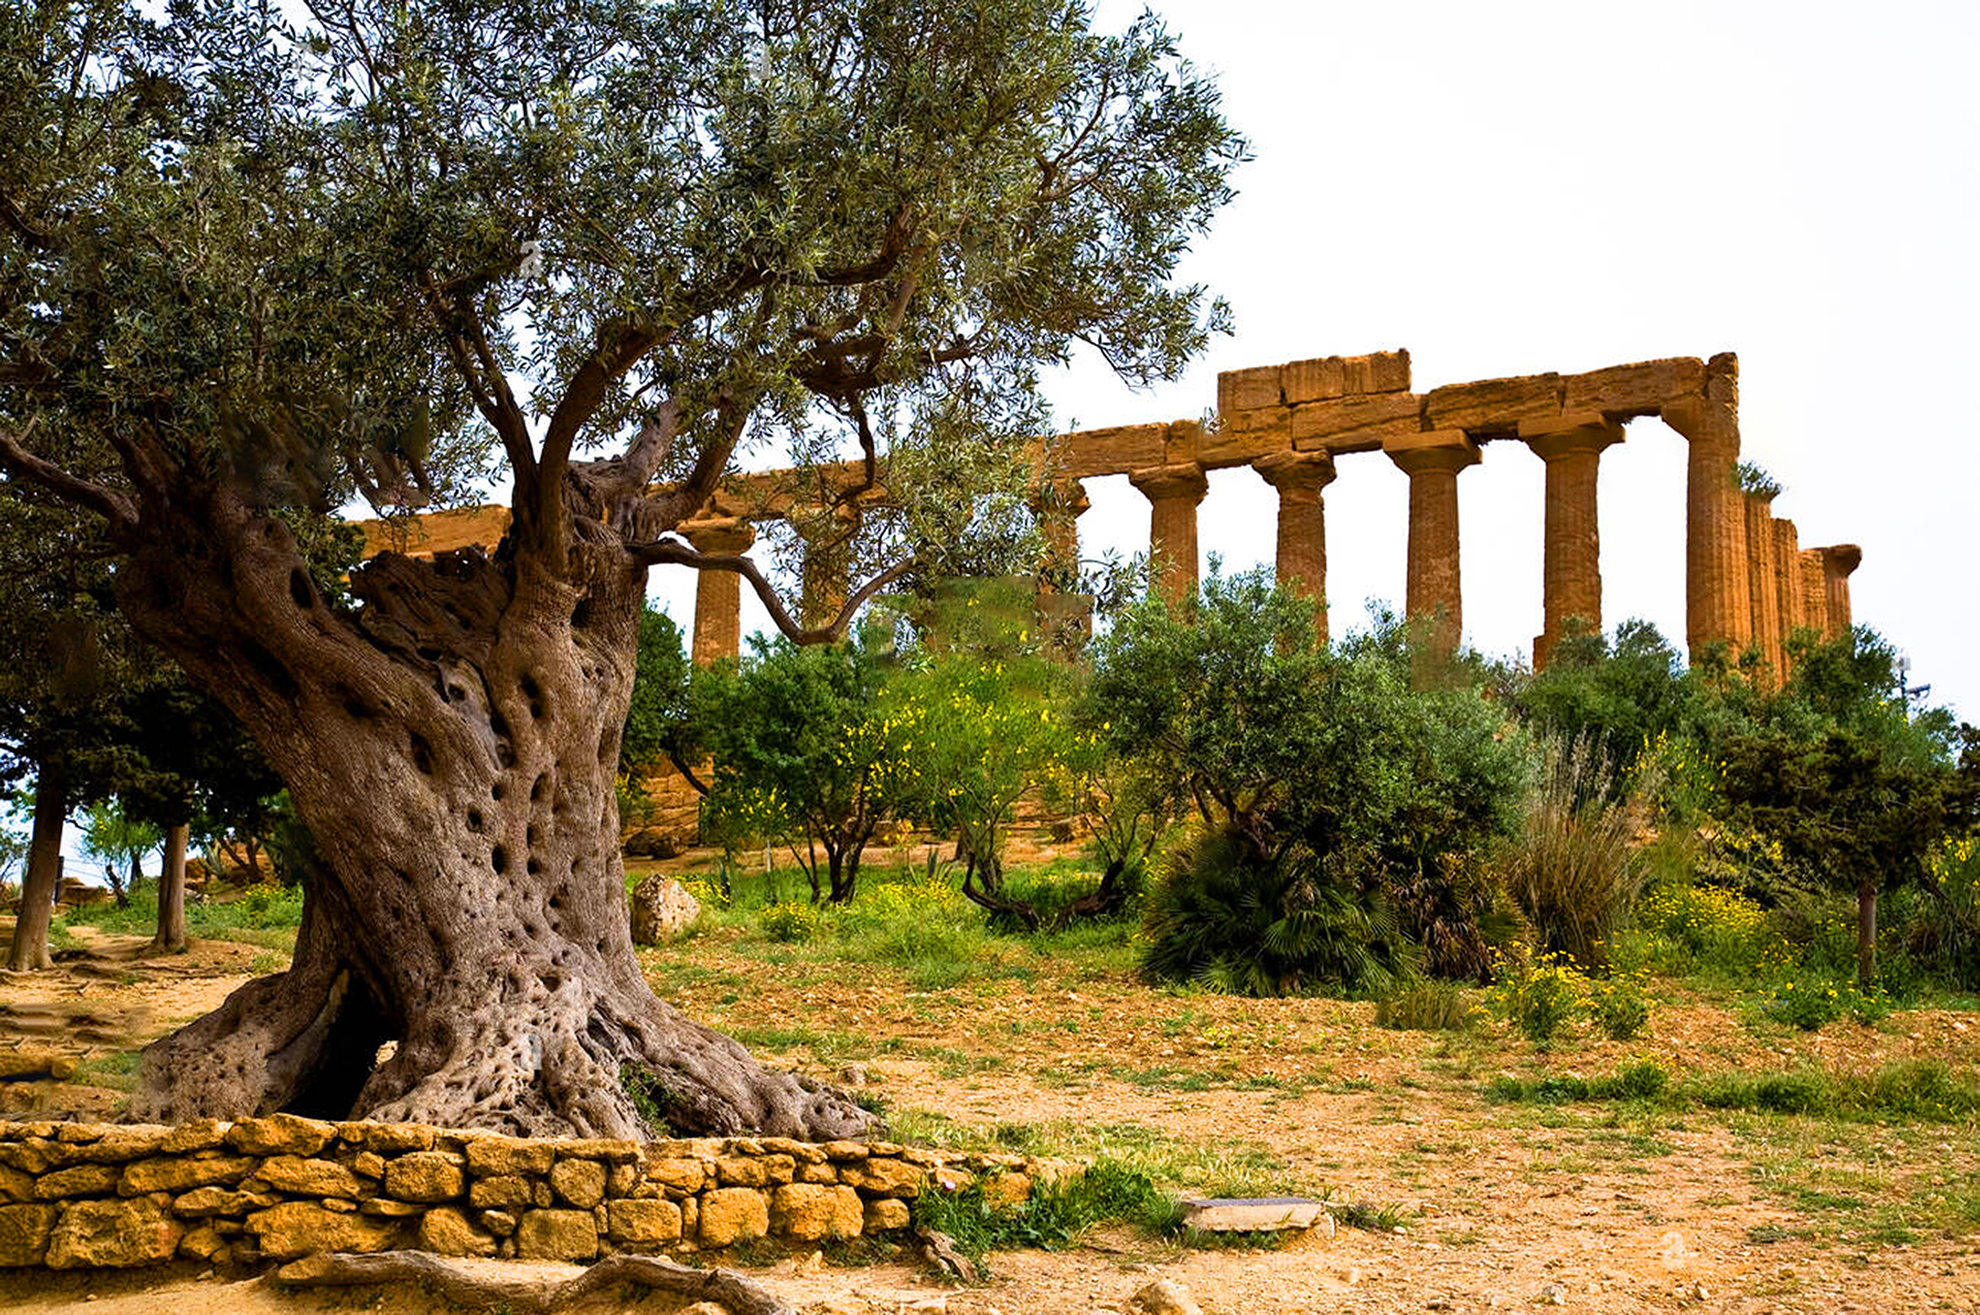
top-left (0, 0), bottom-right (1240, 1135)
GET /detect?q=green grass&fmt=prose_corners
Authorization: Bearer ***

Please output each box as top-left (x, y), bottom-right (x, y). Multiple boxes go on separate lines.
top-left (911, 1160), bottom-right (1183, 1269)
top-left (54, 876), bottom-right (304, 951)
top-left (70, 1049), bottom-right (143, 1092)
top-left (1486, 1058), bottom-right (1980, 1126)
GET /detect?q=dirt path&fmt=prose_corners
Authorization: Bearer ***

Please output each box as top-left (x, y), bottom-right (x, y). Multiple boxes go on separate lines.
top-left (3, 917), bottom-right (1978, 1313)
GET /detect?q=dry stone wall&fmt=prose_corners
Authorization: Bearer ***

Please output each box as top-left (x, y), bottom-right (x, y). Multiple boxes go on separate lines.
top-left (0, 1115), bottom-right (1064, 1271)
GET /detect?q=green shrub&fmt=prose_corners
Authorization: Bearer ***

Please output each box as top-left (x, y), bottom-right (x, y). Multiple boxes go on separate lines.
top-left (1487, 1058), bottom-right (1670, 1104)
top-left (911, 1160), bottom-right (1179, 1264)
top-left (1898, 836), bottom-right (1980, 990)
top-left (1633, 881), bottom-right (1778, 977)
top-left (1374, 979), bottom-right (1479, 1032)
top-left (1587, 973), bottom-right (1651, 1041)
top-left (1756, 977), bottom-right (1891, 1032)
top-left (758, 901), bottom-right (824, 943)
top-left (1495, 736), bottom-right (1651, 970)
top-left (1139, 827), bottom-right (1413, 997)
top-left (1482, 945), bottom-right (1587, 1047)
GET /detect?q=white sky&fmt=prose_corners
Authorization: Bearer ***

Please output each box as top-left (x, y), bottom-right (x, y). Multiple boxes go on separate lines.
top-left (650, 0), bottom-right (1980, 723)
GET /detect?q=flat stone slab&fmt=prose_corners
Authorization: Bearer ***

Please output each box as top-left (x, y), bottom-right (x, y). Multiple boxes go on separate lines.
top-left (1178, 1196), bottom-right (1331, 1233)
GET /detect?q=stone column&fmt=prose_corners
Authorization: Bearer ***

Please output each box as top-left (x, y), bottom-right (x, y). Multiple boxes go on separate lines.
top-left (1032, 480), bottom-right (1091, 592)
top-left (1659, 353), bottom-right (1752, 662)
top-left (1797, 550), bottom-right (1828, 639)
top-left (1771, 518), bottom-right (1803, 654)
top-left (1743, 493), bottom-right (1782, 681)
top-left (1253, 449), bottom-right (1337, 642)
top-left (1818, 544), bottom-right (1862, 639)
top-left (1520, 415), bottom-right (1622, 669)
top-left (1384, 429), bottom-right (1481, 656)
top-left (681, 517), bottom-right (755, 667)
top-left (1128, 462), bottom-right (1208, 607)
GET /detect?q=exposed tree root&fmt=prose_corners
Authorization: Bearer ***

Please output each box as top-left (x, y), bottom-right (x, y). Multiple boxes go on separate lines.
top-left (272, 1249), bottom-right (798, 1315)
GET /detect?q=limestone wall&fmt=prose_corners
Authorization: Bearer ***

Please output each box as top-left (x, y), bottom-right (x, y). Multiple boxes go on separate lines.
top-left (0, 1115), bottom-right (1062, 1271)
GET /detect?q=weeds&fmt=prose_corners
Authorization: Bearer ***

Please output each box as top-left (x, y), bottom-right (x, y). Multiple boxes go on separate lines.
top-left (1374, 979), bottom-right (1480, 1032)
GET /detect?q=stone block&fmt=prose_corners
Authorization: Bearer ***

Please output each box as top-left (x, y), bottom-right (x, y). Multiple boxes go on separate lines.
top-left (464, 1137), bottom-right (554, 1177)
top-left (0, 1203), bottom-right (58, 1266)
top-left (550, 1158), bottom-right (606, 1209)
top-left (644, 1158), bottom-right (706, 1193)
top-left (480, 1209), bottom-right (517, 1237)
top-left (226, 1114), bottom-right (334, 1157)
top-left (386, 1151), bottom-right (466, 1203)
top-left (1178, 1196), bottom-right (1331, 1233)
top-left (1056, 423), bottom-right (1169, 480)
top-left (176, 1224), bottom-right (228, 1262)
top-left (1562, 357), bottom-right (1706, 417)
top-left (607, 1198), bottom-right (684, 1247)
top-left (339, 1122), bottom-right (437, 1154)
top-left (46, 1127), bottom-right (170, 1165)
top-left (545, 1138), bottom-right (641, 1164)
top-left (862, 1198), bottom-right (910, 1233)
top-left (46, 1197), bottom-right (182, 1268)
top-left (0, 1166), bottom-right (32, 1204)
top-left (360, 1197), bottom-right (425, 1218)
top-left (419, 1206), bottom-right (498, 1257)
top-left (796, 1162), bottom-right (839, 1185)
top-left (352, 1151), bottom-right (386, 1179)
top-left (118, 1155), bottom-right (256, 1196)
top-left (758, 1138), bottom-right (828, 1165)
top-left (697, 1188), bottom-right (769, 1247)
top-left (821, 1142), bottom-right (871, 1162)
top-left (979, 1171), bottom-right (1033, 1209)
top-left (839, 1157), bottom-right (924, 1198)
top-left (158, 1120), bottom-right (230, 1154)
top-left (468, 1175), bottom-right (535, 1210)
top-left (0, 1143), bottom-right (52, 1175)
top-left (247, 1202), bottom-right (400, 1260)
top-left (714, 1155), bottom-right (769, 1188)
top-left (259, 1155), bottom-right (366, 1199)
top-left (34, 1164), bottom-right (120, 1199)
top-left (1288, 392), bottom-right (1422, 452)
top-left (1342, 350), bottom-right (1411, 394)
top-left (171, 1186), bottom-right (280, 1218)
top-left (1422, 374), bottom-right (1563, 434)
top-left (516, 1208), bottom-right (598, 1262)
top-left (770, 1184), bottom-right (865, 1241)
top-left (1281, 356), bottom-right (1349, 404)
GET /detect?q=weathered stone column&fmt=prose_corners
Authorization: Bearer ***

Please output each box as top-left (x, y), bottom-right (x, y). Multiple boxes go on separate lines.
top-left (1659, 354), bottom-right (1752, 661)
top-left (1129, 462), bottom-right (1209, 607)
top-left (1797, 550), bottom-right (1828, 639)
top-left (1253, 449), bottom-right (1337, 641)
top-left (681, 517), bottom-right (755, 667)
top-left (1771, 518), bottom-right (1804, 654)
top-left (1521, 415), bottom-right (1621, 668)
top-left (1818, 544), bottom-right (1862, 639)
top-left (1032, 480), bottom-right (1091, 591)
top-left (1384, 429), bottom-right (1481, 656)
top-left (1743, 492), bottom-right (1783, 681)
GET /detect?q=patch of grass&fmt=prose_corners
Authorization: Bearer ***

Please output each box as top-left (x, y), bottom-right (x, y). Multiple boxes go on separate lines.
top-left (69, 1049), bottom-right (142, 1092)
top-left (1374, 979), bottom-right (1480, 1032)
top-left (1696, 1061), bottom-right (1980, 1123)
top-left (911, 1160), bottom-right (1182, 1269)
top-left (1486, 1059), bottom-right (1672, 1106)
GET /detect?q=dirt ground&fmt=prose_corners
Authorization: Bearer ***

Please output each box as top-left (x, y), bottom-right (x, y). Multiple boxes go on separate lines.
top-left (3, 906), bottom-right (1978, 1315)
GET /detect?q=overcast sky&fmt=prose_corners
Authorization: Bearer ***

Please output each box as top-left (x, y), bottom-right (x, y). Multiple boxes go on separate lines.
top-left (652, 0), bottom-right (1980, 722)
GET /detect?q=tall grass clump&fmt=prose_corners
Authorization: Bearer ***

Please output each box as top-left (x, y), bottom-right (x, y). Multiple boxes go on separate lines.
top-left (1495, 737), bottom-right (1650, 970)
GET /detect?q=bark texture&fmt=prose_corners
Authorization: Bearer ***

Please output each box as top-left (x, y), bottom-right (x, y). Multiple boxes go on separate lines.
top-left (117, 471), bottom-right (869, 1141)
top-left (5, 771), bottom-right (65, 972)
top-left (274, 1249), bottom-right (798, 1315)
top-left (149, 821), bottom-right (188, 954)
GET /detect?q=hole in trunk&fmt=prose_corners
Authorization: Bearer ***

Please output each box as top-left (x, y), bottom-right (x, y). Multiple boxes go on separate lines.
top-left (531, 774), bottom-right (549, 802)
top-left (520, 673), bottom-right (546, 719)
top-left (239, 639), bottom-right (300, 702)
top-left (466, 810), bottom-right (484, 833)
top-left (492, 845), bottom-right (509, 874)
top-left (597, 727), bottom-right (617, 764)
top-left (526, 824), bottom-right (539, 846)
top-left (539, 971), bottom-right (562, 992)
top-left (491, 782), bottom-right (505, 801)
top-left (526, 857), bottom-right (541, 875)
top-left (571, 598), bottom-right (591, 628)
top-left (411, 734), bottom-right (435, 775)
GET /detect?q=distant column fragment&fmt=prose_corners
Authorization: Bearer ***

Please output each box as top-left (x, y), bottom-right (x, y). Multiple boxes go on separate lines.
top-left (1521, 415), bottom-right (1621, 668)
top-left (1659, 353), bottom-right (1752, 662)
top-left (1129, 462), bottom-right (1209, 607)
top-left (1253, 450), bottom-right (1338, 642)
top-left (1818, 545), bottom-right (1862, 640)
top-left (682, 517), bottom-right (755, 667)
top-left (1744, 492), bottom-right (1783, 681)
top-left (1384, 429), bottom-right (1480, 657)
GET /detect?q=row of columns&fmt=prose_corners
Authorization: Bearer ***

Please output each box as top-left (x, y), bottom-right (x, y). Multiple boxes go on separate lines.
top-left (677, 399), bottom-right (1858, 676)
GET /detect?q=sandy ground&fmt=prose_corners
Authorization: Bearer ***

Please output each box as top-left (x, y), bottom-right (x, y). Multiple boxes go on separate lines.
top-left (3, 908), bottom-right (1978, 1314)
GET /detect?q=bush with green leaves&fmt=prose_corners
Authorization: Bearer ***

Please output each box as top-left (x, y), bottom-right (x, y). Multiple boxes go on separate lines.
top-left (1089, 571), bottom-right (1528, 992)
top-left (1482, 946), bottom-right (1589, 1047)
top-left (699, 631), bottom-right (920, 904)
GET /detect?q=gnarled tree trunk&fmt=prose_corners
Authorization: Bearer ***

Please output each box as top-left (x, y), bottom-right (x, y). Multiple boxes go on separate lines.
top-left (149, 821), bottom-right (188, 954)
top-left (120, 481), bottom-right (869, 1141)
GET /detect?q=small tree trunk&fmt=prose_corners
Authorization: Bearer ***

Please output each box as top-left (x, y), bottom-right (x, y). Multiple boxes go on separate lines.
top-left (151, 822), bottom-right (189, 954)
top-left (1857, 878), bottom-right (1879, 990)
top-left (5, 769), bottom-right (66, 972)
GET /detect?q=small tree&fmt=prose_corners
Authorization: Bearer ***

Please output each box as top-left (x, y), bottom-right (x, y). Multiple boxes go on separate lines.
top-left (701, 633), bottom-right (916, 904)
top-left (81, 798), bottom-right (160, 908)
top-left (620, 605), bottom-right (707, 793)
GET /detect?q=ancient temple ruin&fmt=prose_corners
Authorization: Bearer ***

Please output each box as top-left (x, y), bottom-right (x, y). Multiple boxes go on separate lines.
top-left (364, 350), bottom-right (1859, 676)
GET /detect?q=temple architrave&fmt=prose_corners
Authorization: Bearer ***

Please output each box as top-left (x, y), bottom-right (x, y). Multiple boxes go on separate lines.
top-left (361, 349), bottom-right (1859, 679)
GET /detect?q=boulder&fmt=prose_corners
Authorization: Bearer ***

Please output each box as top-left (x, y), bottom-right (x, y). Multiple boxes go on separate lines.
top-left (385, 1151), bottom-right (466, 1203)
top-left (1128, 1279), bottom-right (1204, 1315)
top-left (45, 1197), bottom-right (182, 1268)
top-left (770, 1184), bottom-right (864, 1241)
top-left (515, 1208), bottom-right (597, 1261)
top-left (0, 1203), bottom-right (58, 1266)
top-left (629, 874), bottom-right (699, 944)
top-left (862, 1198), bottom-right (910, 1233)
top-left (247, 1202), bottom-right (400, 1259)
top-left (697, 1187), bottom-right (769, 1246)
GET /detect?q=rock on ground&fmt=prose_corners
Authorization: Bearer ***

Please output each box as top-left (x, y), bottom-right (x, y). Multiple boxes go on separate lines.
top-left (629, 874), bottom-right (700, 944)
